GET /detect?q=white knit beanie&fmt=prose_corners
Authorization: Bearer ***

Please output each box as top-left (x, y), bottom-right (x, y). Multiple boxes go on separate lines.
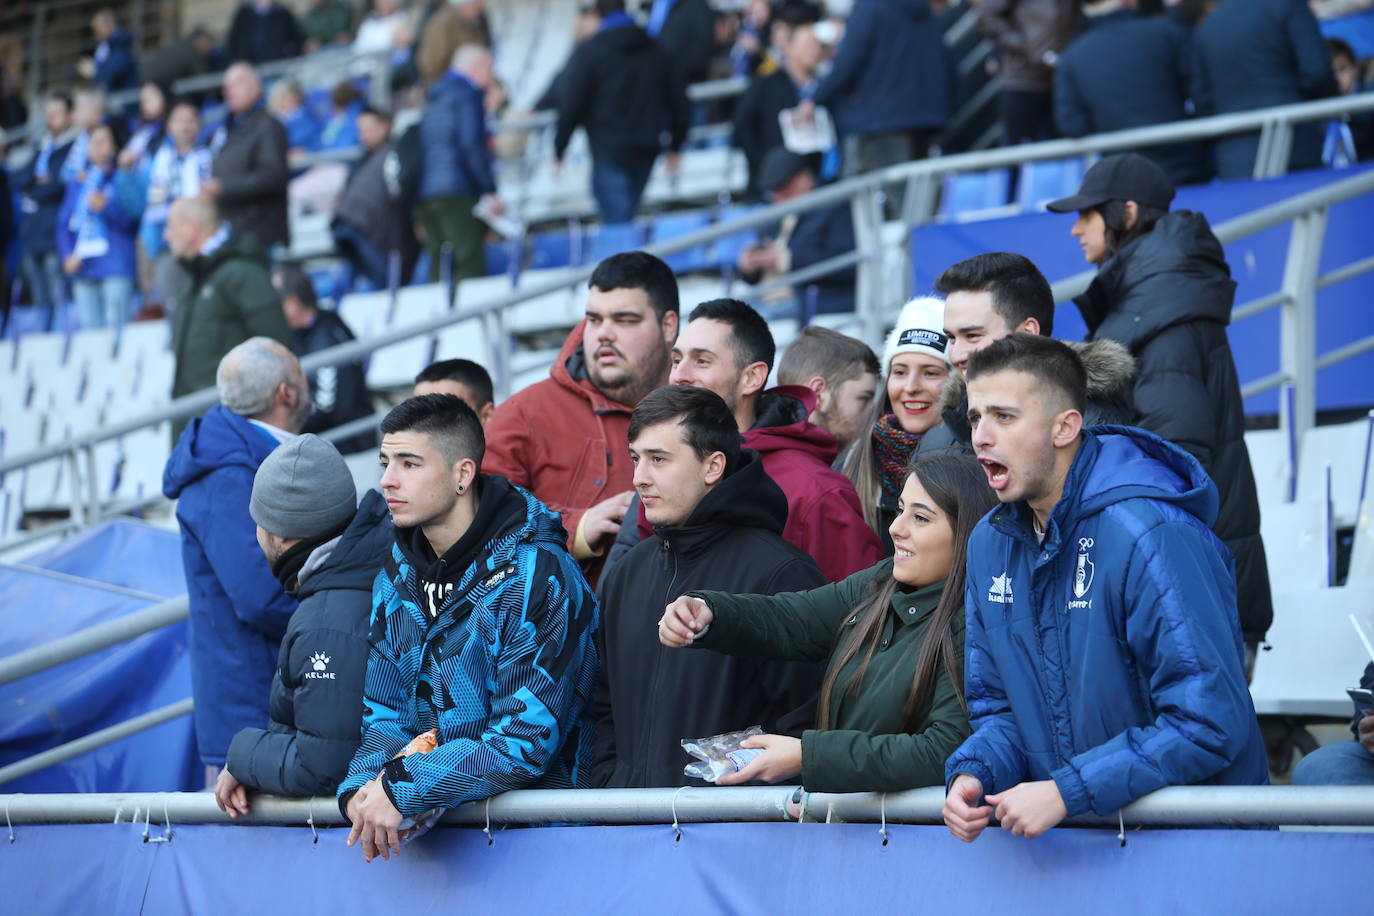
top-left (883, 296), bottom-right (950, 372)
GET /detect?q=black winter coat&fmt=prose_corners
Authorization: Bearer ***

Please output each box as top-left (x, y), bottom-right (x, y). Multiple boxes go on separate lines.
top-left (1192, 0), bottom-right (1337, 178)
top-left (291, 310), bottom-right (375, 455)
top-left (554, 22), bottom-right (689, 164)
top-left (225, 490), bottom-right (392, 796)
top-left (655, 0), bottom-right (716, 86)
top-left (212, 107), bottom-right (291, 248)
top-left (732, 69), bottom-right (801, 200)
top-left (15, 136), bottom-right (74, 255)
top-left (1055, 11), bottom-right (1209, 187)
top-left (226, 4), bottom-right (304, 65)
top-left (592, 450), bottom-right (826, 788)
top-left (1076, 210), bottom-right (1272, 643)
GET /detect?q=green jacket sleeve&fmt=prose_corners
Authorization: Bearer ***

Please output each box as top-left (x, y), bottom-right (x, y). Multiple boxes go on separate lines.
top-left (229, 264), bottom-right (290, 346)
top-left (799, 649), bottom-right (970, 794)
top-left (693, 562), bottom-right (890, 665)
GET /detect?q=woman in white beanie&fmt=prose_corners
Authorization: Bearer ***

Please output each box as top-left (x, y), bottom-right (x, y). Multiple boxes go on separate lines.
top-left (840, 296), bottom-right (952, 540)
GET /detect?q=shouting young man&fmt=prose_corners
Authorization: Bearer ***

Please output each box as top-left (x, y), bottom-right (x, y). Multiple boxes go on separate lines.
top-left (942, 334), bottom-right (1265, 842)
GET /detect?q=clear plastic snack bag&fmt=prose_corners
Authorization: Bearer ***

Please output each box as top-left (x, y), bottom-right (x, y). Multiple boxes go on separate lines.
top-left (388, 729), bottom-right (445, 844)
top-left (682, 725), bottom-right (764, 783)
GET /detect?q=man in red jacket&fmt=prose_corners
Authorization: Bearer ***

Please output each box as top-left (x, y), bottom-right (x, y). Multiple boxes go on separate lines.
top-left (667, 298), bottom-right (883, 581)
top-left (483, 252), bottom-right (680, 586)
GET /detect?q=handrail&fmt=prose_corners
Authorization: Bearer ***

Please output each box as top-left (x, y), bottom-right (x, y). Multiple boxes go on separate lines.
top-left (2, 785), bottom-right (1373, 828)
top-left (0, 699), bottom-right (194, 787)
top-left (0, 595), bottom-right (188, 687)
top-left (3, 95), bottom-right (1373, 490)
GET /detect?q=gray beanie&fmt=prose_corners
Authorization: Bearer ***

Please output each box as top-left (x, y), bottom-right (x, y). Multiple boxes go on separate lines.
top-left (250, 434), bottom-right (358, 539)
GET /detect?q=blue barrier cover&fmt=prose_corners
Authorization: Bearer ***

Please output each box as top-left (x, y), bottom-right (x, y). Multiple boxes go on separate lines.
top-left (0, 520), bottom-right (200, 793)
top-left (2, 821), bottom-right (1368, 914)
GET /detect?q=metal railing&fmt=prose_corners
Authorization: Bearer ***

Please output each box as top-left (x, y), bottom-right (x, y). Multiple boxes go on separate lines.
top-left (3, 785), bottom-right (1374, 829)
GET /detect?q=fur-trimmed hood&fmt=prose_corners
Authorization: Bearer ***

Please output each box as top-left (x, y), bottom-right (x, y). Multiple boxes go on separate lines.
top-left (937, 338), bottom-right (1137, 415)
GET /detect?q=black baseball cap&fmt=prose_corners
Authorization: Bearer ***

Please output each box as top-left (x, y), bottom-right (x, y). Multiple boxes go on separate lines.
top-left (759, 147), bottom-right (811, 194)
top-left (1046, 153), bottom-right (1176, 213)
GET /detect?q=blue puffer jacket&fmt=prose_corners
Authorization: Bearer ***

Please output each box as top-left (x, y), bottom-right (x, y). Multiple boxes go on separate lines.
top-left (418, 71), bottom-right (495, 202)
top-left (163, 406), bottom-right (298, 767)
top-left (945, 426), bottom-right (1267, 817)
top-left (336, 476), bottom-right (599, 817)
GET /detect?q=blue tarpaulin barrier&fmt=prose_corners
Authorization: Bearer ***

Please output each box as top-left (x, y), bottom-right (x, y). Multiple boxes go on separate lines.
top-left (912, 165), bottom-right (1374, 416)
top-left (1, 822), bottom-right (1368, 913)
top-left (0, 520), bottom-right (200, 793)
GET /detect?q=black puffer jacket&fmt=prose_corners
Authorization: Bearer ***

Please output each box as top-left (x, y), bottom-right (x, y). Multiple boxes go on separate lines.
top-left (592, 450), bottom-right (826, 788)
top-left (919, 338), bottom-right (1137, 454)
top-left (225, 490), bottom-right (392, 796)
top-left (1075, 210), bottom-right (1272, 644)
top-left (212, 107), bottom-right (290, 248)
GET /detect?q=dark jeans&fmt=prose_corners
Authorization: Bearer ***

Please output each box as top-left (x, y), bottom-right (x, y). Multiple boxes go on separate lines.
top-left (1000, 89), bottom-right (1056, 146)
top-left (416, 194), bottom-right (486, 284)
top-left (332, 222), bottom-right (391, 290)
top-left (590, 153), bottom-right (655, 224)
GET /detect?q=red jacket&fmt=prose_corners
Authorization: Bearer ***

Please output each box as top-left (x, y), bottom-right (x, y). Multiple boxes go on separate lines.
top-left (743, 386), bottom-right (885, 582)
top-left (483, 323), bottom-right (634, 584)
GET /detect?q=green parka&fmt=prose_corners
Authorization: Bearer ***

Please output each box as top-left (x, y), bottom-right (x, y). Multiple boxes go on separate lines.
top-left (693, 560), bottom-right (970, 793)
top-left (171, 231), bottom-right (289, 399)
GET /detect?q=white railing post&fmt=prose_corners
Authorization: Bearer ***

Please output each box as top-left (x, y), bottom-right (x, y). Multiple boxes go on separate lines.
top-left (1278, 207), bottom-right (1328, 448)
top-left (850, 187), bottom-right (887, 349)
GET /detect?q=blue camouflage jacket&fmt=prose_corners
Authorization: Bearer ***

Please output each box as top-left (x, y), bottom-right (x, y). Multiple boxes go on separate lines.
top-left (337, 476), bottom-right (599, 817)
top-left (945, 425), bottom-right (1267, 816)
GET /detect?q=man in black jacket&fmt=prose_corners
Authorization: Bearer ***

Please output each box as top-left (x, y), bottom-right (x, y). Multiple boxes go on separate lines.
top-left (1047, 153), bottom-right (1273, 658)
top-left (216, 434), bottom-right (391, 814)
top-left (1192, 0), bottom-right (1338, 178)
top-left (594, 385), bottom-right (826, 788)
top-left (553, 0), bottom-right (689, 223)
top-left (226, 0), bottom-right (305, 65)
top-left (275, 265), bottom-right (375, 453)
top-left (1055, 1), bottom-right (1210, 186)
top-left (206, 63), bottom-right (291, 250)
top-left (16, 92), bottom-right (77, 317)
top-left (920, 251), bottom-right (1136, 455)
top-left (647, 0), bottom-right (716, 87)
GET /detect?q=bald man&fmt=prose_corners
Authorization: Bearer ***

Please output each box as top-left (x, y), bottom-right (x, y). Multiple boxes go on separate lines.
top-left (166, 198), bottom-right (290, 421)
top-left (204, 62), bottom-right (291, 248)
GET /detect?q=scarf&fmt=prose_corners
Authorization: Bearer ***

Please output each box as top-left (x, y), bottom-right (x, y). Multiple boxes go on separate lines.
top-left (61, 131), bottom-right (90, 183)
top-left (645, 0), bottom-right (678, 37)
top-left (872, 413), bottom-right (924, 501)
top-left (69, 167), bottom-right (113, 261)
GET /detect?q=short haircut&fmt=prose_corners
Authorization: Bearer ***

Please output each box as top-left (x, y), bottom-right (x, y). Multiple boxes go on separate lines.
top-left (628, 385), bottom-right (742, 472)
top-left (168, 97), bottom-right (201, 119)
top-left (936, 252), bottom-right (1055, 338)
top-left (359, 105), bottom-right (391, 122)
top-left (775, 1), bottom-right (823, 27)
top-left (589, 251), bottom-right (679, 320)
top-left (687, 298), bottom-right (775, 372)
top-left (415, 358), bottom-right (494, 407)
top-left (217, 337), bottom-right (302, 418)
top-left (273, 264), bottom-right (317, 309)
top-left (381, 394), bottom-right (485, 468)
top-left (778, 326), bottom-right (879, 389)
top-left (330, 81), bottom-right (362, 109)
top-left (46, 90), bottom-right (74, 111)
top-left (965, 333), bottom-right (1087, 415)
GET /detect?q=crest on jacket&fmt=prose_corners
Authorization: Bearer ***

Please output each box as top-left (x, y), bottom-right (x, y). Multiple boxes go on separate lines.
top-left (1071, 537), bottom-right (1096, 607)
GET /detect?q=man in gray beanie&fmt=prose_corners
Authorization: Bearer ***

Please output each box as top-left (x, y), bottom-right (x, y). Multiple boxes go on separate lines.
top-left (214, 433), bottom-right (393, 816)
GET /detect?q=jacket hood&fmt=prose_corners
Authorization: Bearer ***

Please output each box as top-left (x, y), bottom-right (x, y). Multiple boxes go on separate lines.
top-left (745, 385), bottom-right (839, 465)
top-left (1057, 425), bottom-right (1219, 534)
top-left (1079, 211), bottom-right (1237, 347)
top-left (596, 20), bottom-right (655, 52)
top-left (298, 489), bottom-right (394, 599)
top-left (937, 339), bottom-right (1138, 414)
top-left (393, 475), bottom-right (566, 585)
top-left (552, 321), bottom-right (634, 416)
top-left (162, 404), bottom-right (281, 498)
top-left (654, 449), bottom-right (789, 552)
top-left (186, 229), bottom-right (269, 279)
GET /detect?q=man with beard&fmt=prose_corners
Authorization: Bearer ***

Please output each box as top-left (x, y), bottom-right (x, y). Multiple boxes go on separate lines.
top-left (483, 251), bottom-right (679, 586)
top-left (941, 334), bottom-right (1265, 843)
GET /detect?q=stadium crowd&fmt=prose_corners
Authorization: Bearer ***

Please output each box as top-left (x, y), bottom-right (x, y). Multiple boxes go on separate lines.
top-left (3, 0), bottom-right (1374, 335)
top-left (0, 0), bottom-right (1371, 858)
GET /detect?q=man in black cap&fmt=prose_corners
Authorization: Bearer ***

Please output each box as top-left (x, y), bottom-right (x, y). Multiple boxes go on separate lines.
top-left (215, 434), bottom-right (393, 815)
top-left (736, 147), bottom-right (856, 318)
top-left (1046, 153), bottom-right (1273, 672)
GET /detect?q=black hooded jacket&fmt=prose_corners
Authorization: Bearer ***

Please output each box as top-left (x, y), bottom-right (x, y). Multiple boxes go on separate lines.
top-left (1076, 210), bottom-right (1273, 644)
top-left (553, 20), bottom-right (689, 163)
top-left (225, 490), bottom-right (393, 796)
top-left (592, 450), bottom-right (827, 788)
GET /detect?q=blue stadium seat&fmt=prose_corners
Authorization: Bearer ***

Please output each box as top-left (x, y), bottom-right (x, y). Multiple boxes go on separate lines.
top-left (652, 209), bottom-right (713, 273)
top-left (710, 203), bottom-right (762, 270)
top-left (1016, 158), bottom-right (1086, 211)
top-left (529, 228), bottom-right (575, 270)
top-left (486, 240), bottom-right (512, 277)
top-left (588, 222), bottom-right (646, 264)
top-left (940, 170), bottom-right (1014, 219)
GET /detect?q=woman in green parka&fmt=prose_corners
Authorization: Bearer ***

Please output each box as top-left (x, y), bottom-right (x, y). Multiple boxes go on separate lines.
top-left (658, 448), bottom-right (996, 793)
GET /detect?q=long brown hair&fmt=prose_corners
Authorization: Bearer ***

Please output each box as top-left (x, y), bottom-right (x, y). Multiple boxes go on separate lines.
top-left (839, 384), bottom-right (892, 534)
top-left (817, 449), bottom-right (997, 731)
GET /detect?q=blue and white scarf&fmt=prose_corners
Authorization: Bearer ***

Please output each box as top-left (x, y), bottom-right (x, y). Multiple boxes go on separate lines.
top-left (69, 168), bottom-right (113, 260)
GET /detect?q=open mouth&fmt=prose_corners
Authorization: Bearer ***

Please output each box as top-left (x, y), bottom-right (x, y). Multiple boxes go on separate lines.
top-left (900, 400), bottom-right (931, 415)
top-left (979, 458), bottom-right (1009, 491)
top-left (894, 547), bottom-right (914, 560)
